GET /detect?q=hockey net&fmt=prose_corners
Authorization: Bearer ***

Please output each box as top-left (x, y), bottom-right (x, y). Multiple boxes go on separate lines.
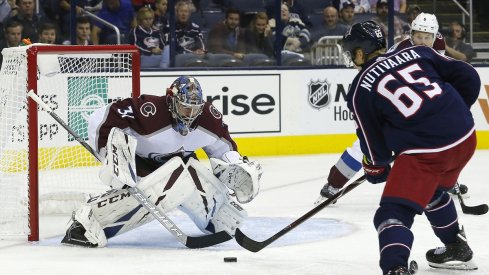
top-left (0, 45), bottom-right (140, 241)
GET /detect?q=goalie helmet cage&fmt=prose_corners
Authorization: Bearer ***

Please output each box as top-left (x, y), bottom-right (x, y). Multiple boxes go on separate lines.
top-left (0, 44), bottom-right (140, 241)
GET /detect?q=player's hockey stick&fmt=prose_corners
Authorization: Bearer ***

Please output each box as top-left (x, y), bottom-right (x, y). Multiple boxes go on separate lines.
top-left (453, 182), bottom-right (488, 215)
top-left (27, 90), bottom-right (232, 248)
top-left (235, 174), bottom-right (366, 252)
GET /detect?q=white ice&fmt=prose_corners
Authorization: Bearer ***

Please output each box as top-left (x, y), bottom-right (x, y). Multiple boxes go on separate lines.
top-left (1, 151), bottom-right (488, 275)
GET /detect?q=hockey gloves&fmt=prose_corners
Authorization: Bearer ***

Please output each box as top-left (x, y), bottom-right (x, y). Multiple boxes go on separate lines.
top-left (362, 156), bottom-right (391, 184)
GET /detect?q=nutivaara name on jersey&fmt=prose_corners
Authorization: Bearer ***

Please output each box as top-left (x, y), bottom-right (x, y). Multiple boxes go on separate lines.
top-left (360, 49), bottom-right (422, 91)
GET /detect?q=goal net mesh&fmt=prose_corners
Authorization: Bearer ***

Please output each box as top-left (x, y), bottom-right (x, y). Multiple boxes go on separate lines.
top-left (0, 45), bottom-right (138, 237)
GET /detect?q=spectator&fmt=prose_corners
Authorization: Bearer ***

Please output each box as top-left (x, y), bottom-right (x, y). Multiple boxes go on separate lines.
top-left (371, 0), bottom-right (408, 41)
top-left (153, 0), bottom-right (167, 31)
top-left (8, 0), bottom-right (51, 43)
top-left (0, 20), bottom-right (22, 65)
top-left (1, 0), bottom-right (13, 22)
top-left (63, 16), bottom-right (93, 45)
top-left (59, 0), bottom-right (84, 38)
top-left (338, 1), bottom-right (356, 28)
top-left (395, 0), bottom-right (407, 13)
top-left (206, 8), bottom-right (245, 59)
top-left (265, 0), bottom-right (311, 28)
top-left (402, 4), bottom-right (421, 34)
top-left (132, 0), bottom-right (155, 11)
top-left (333, 0), bottom-right (371, 13)
top-left (91, 0), bottom-right (136, 44)
top-left (164, 0), bottom-right (205, 55)
top-left (129, 7), bottom-right (165, 68)
top-left (38, 22), bottom-right (57, 44)
top-left (244, 12), bottom-right (274, 57)
top-left (284, 0), bottom-right (311, 27)
top-left (7, 0), bottom-right (18, 17)
top-left (273, 3), bottom-right (310, 53)
top-left (445, 21), bottom-right (475, 62)
top-left (312, 6), bottom-right (349, 42)
top-left (368, 0), bottom-right (405, 13)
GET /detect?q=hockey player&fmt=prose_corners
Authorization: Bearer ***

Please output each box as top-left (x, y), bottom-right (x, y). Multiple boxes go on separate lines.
top-left (389, 12), bottom-right (445, 55)
top-left (61, 75), bottom-right (262, 247)
top-left (315, 13), bottom-right (468, 203)
top-left (342, 21), bottom-right (480, 274)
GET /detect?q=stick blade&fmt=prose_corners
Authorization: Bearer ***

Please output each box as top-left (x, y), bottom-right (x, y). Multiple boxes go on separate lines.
top-left (234, 229), bottom-right (267, 252)
top-left (185, 231), bottom-right (233, 249)
top-left (462, 203), bottom-right (489, 215)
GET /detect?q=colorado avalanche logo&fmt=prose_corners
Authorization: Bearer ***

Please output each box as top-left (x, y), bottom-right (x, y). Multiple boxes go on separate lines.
top-left (308, 79), bottom-right (331, 110)
top-left (209, 105), bottom-right (222, 119)
top-left (140, 102), bottom-right (156, 117)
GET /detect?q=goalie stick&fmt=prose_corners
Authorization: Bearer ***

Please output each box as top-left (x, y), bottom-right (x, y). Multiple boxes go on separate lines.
top-left (235, 174), bottom-right (367, 252)
top-left (27, 90), bottom-right (232, 248)
top-left (453, 182), bottom-right (488, 215)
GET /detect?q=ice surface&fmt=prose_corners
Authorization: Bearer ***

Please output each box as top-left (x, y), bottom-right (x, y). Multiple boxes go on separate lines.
top-left (1, 151), bottom-right (488, 274)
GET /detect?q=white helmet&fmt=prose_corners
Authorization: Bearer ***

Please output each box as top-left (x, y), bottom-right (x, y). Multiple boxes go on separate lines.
top-left (411, 12), bottom-right (439, 35)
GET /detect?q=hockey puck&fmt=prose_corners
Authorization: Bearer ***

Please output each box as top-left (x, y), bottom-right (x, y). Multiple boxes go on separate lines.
top-left (223, 257), bottom-right (237, 263)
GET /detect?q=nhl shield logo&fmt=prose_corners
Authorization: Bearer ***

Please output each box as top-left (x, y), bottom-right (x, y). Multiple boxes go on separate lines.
top-left (308, 80), bottom-right (331, 109)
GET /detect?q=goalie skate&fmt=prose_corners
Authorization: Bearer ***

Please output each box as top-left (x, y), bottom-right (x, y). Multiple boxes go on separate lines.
top-left (61, 219), bottom-right (97, 248)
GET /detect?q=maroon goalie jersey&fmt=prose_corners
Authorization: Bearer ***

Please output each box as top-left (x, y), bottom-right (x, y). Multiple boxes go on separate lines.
top-left (88, 95), bottom-right (237, 164)
top-left (388, 32), bottom-right (446, 55)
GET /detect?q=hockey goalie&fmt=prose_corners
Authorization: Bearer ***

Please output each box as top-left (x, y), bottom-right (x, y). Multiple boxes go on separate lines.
top-left (61, 75), bottom-right (262, 247)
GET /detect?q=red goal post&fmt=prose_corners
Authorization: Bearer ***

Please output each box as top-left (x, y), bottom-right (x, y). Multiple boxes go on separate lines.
top-left (0, 45), bottom-right (141, 241)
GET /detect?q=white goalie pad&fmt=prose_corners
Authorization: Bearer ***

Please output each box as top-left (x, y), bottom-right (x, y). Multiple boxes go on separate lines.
top-left (210, 157), bottom-right (262, 203)
top-left (99, 128), bottom-right (138, 189)
top-left (81, 157), bottom-right (196, 239)
top-left (73, 204), bottom-right (108, 247)
top-left (181, 158), bottom-right (247, 236)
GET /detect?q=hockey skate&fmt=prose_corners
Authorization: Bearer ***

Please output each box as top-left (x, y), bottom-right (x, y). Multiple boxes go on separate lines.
top-left (385, 261), bottom-right (418, 275)
top-left (314, 183), bottom-right (340, 205)
top-left (426, 227), bottom-right (478, 270)
top-left (61, 219), bottom-right (98, 248)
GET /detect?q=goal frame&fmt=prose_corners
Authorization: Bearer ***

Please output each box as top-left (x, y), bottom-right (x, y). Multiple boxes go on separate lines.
top-left (25, 45), bottom-right (140, 241)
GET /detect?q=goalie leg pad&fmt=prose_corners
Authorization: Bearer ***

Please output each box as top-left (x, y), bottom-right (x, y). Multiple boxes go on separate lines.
top-left (82, 157), bottom-right (196, 239)
top-left (67, 204), bottom-right (108, 247)
top-left (207, 198), bottom-right (247, 236)
top-left (179, 158), bottom-right (246, 235)
top-left (210, 158), bottom-right (262, 203)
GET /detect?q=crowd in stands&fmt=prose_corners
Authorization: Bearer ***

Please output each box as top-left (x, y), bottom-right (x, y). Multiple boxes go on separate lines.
top-left (0, 0), bottom-right (480, 67)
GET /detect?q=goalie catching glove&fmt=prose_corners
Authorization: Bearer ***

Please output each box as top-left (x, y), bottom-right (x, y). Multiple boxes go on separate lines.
top-left (210, 151), bottom-right (262, 204)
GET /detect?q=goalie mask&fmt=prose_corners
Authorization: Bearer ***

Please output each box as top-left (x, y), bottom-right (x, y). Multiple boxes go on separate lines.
top-left (167, 76), bottom-right (205, 136)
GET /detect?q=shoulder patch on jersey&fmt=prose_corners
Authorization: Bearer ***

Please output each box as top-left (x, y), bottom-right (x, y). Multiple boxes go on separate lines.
top-left (191, 22), bottom-right (200, 28)
top-left (209, 105), bottom-right (222, 119)
top-left (140, 102), bottom-right (157, 117)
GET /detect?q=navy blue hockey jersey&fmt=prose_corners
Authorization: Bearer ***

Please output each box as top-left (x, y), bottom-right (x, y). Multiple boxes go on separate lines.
top-left (347, 45), bottom-right (481, 165)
